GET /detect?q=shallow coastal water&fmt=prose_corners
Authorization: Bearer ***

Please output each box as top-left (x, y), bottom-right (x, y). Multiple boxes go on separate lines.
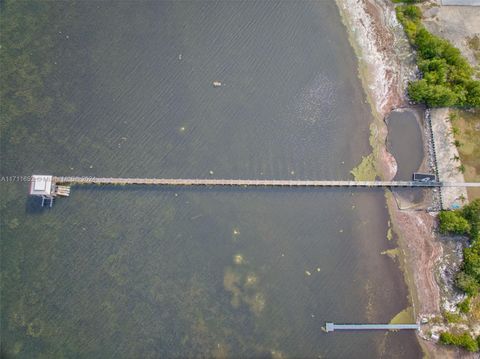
top-left (1, 1), bottom-right (422, 358)
top-left (386, 109), bottom-right (424, 181)
top-left (386, 109), bottom-right (426, 205)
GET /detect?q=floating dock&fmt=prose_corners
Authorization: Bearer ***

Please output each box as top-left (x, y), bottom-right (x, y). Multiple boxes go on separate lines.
top-left (55, 185), bottom-right (71, 197)
top-left (325, 322), bottom-right (419, 332)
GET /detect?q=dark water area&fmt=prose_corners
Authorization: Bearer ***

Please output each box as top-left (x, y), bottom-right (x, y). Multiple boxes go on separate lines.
top-left (1, 1), bottom-right (422, 358)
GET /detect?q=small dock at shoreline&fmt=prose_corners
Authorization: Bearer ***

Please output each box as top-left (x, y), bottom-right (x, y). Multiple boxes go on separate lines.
top-left (325, 322), bottom-right (419, 332)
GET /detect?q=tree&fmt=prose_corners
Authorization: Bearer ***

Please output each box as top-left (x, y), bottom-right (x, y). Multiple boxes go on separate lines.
top-left (408, 79), bottom-right (430, 102)
top-left (463, 241), bottom-right (480, 282)
top-left (438, 211), bottom-right (471, 234)
top-left (462, 199), bottom-right (480, 239)
top-left (415, 29), bottom-right (445, 59)
top-left (456, 272), bottom-right (479, 296)
top-left (419, 58), bottom-right (448, 85)
top-left (396, 6), bottom-right (478, 108)
top-left (465, 80), bottom-right (480, 107)
top-left (408, 81), bottom-right (458, 107)
top-left (402, 4), bottom-right (422, 20)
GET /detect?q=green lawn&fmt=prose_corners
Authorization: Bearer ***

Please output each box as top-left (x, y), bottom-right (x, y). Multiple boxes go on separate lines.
top-left (451, 110), bottom-right (480, 199)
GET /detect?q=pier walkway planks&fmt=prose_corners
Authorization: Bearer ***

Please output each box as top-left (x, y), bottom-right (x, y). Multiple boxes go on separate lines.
top-left (53, 177), bottom-right (480, 188)
top-left (325, 322), bottom-right (419, 332)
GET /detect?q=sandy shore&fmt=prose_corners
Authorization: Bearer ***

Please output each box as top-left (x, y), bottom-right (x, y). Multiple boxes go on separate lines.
top-left (335, 0), bottom-right (451, 357)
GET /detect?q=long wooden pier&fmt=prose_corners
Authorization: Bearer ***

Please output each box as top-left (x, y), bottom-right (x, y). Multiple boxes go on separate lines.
top-left (325, 322), bottom-right (419, 332)
top-left (52, 176), bottom-right (480, 188)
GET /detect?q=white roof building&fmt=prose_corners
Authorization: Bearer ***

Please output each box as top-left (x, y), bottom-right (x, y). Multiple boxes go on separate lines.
top-left (29, 175), bottom-right (53, 196)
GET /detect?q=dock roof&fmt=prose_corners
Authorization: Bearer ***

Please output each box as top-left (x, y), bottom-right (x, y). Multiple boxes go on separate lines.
top-left (30, 175), bottom-right (53, 196)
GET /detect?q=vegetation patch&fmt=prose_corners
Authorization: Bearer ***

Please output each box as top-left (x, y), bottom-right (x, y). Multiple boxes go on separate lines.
top-left (450, 109), bottom-right (480, 199)
top-left (389, 307), bottom-right (414, 324)
top-left (350, 153), bottom-right (376, 181)
top-left (442, 311), bottom-right (461, 324)
top-left (457, 297), bottom-right (471, 314)
top-left (381, 248), bottom-right (400, 260)
top-left (438, 199), bottom-right (480, 296)
top-left (395, 5), bottom-right (480, 107)
top-left (387, 227), bottom-right (393, 241)
top-left (439, 331), bottom-right (479, 352)
top-left (438, 211), bottom-right (470, 235)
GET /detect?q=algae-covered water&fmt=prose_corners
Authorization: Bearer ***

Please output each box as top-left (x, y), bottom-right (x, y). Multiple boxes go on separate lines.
top-left (1, 1), bottom-right (422, 358)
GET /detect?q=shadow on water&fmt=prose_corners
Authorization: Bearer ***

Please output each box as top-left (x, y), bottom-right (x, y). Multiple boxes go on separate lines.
top-left (25, 196), bottom-right (49, 214)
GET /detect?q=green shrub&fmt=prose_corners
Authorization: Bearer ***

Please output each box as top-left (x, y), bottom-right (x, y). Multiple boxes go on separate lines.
top-left (443, 311), bottom-right (461, 323)
top-left (463, 241), bottom-right (480, 282)
top-left (440, 332), bottom-right (454, 344)
top-left (457, 297), bottom-right (470, 313)
top-left (461, 198), bottom-right (480, 239)
top-left (408, 81), bottom-right (458, 107)
top-left (458, 333), bottom-right (478, 352)
top-left (456, 272), bottom-right (479, 297)
top-left (438, 211), bottom-right (471, 235)
top-left (402, 4), bottom-right (422, 20)
top-left (440, 332), bottom-right (479, 352)
top-left (439, 200), bottom-right (480, 296)
top-left (465, 80), bottom-right (480, 107)
top-left (395, 6), bottom-right (421, 41)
